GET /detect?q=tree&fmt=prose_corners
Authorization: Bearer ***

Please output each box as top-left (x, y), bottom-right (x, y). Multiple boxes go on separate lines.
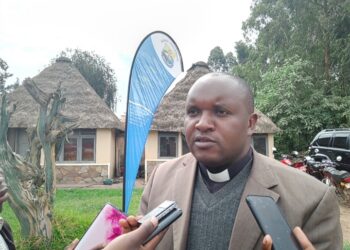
top-left (230, 41), bottom-right (265, 96)
top-left (222, 0), bottom-right (350, 153)
top-left (256, 56), bottom-right (350, 152)
top-left (241, 0), bottom-right (350, 95)
top-left (207, 46), bottom-right (237, 72)
top-left (0, 58), bottom-right (20, 94)
top-left (55, 49), bottom-right (118, 111)
top-left (0, 58), bottom-right (12, 90)
top-left (0, 79), bottom-right (76, 240)
top-left (235, 41), bottom-right (250, 65)
top-left (0, 58), bottom-right (13, 94)
top-left (225, 52), bottom-right (237, 71)
top-left (256, 57), bottom-right (316, 151)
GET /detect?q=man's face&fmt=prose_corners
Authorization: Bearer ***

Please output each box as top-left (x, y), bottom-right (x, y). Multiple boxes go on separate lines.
top-left (184, 75), bottom-right (256, 169)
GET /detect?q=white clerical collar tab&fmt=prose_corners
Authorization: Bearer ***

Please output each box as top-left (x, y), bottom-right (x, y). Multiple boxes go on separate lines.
top-left (207, 169), bottom-right (230, 182)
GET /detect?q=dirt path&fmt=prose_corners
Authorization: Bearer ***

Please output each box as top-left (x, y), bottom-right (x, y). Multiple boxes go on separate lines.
top-left (340, 204), bottom-right (350, 242)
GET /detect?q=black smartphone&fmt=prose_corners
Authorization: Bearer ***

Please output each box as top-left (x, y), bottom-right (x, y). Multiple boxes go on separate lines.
top-left (246, 195), bottom-right (302, 250)
top-left (140, 200), bottom-right (182, 245)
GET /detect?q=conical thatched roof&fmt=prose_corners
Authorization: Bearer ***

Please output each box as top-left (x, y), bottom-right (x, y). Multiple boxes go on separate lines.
top-left (151, 62), bottom-right (279, 134)
top-left (7, 57), bottom-right (123, 130)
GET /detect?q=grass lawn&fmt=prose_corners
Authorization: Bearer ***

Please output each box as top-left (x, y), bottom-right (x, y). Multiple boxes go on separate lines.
top-left (1, 188), bottom-right (143, 250)
top-left (1, 188), bottom-right (349, 249)
top-left (345, 242), bottom-right (350, 250)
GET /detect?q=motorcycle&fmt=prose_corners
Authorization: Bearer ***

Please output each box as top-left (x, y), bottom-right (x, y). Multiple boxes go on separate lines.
top-left (277, 150), bottom-right (307, 172)
top-left (304, 154), bottom-right (332, 180)
top-left (322, 156), bottom-right (350, 202)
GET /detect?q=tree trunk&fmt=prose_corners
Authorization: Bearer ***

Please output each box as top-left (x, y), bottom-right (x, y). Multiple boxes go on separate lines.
top-left (324, 43), bottom-right (330, 81)
top-left (0, 78), bottom-right (76, 239)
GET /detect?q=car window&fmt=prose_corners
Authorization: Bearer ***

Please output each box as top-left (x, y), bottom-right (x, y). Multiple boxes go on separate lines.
top-left (317, 133), bottom-right (332, 147)
top-left (333, 133), bottom-right (349, 149)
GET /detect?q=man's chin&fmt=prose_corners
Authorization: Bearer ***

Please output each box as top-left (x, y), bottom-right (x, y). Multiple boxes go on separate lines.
top-left (195, 156), bottom-right (222, 168)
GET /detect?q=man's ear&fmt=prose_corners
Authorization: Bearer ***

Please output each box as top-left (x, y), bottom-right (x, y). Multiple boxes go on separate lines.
top-left (247, 113), bottom-right (258, 136)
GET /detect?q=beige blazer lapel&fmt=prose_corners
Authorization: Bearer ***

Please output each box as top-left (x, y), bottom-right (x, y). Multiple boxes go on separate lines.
top-left (172, 155), bottom-right (197, 250)
top-left (229, 152), bottom-right (280, 250)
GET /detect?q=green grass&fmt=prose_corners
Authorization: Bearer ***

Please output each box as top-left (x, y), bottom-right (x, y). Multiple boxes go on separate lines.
top-left (1, 188), bottom-right (349, 249)
top-left (344, 241), bottom-right (350, 250)
top-left (1, 188), bottom-right (143, 250)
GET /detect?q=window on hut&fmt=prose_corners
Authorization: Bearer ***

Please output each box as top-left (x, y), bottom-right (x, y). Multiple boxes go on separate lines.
top-left (58, 129), bottom-right (96, 162)
top-left (253, 134), bottom-right (268, 156)
top-left (159, 132), bottom-right (177, 158)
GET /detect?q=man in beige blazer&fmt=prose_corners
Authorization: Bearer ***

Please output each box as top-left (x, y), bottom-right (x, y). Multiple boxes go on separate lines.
top-left (139, 73), bottom-right (342, 250)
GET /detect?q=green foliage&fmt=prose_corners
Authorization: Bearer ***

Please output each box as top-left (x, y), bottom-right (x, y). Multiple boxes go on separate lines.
top-left (344, 241), bottom-right (350, 250)
top-left (207, 46), bottom-right (237, 72)
top-left (231, 44), bottom-right (264, 96)
top-left (224, 52), bottom-right (236, 71)
top-left (256, 56), bottom-right (350, 152)
top-left (235, 40), bottom-right (250, 65)
top-left (55, 49), bottom-right (118, 111)
top-left (0, 58), bottom-right (18, 94)
top-left (205, 0), bottom-right (350, 153)
top-left (256, 57), bottom-right (314, 151)
top-left (0, 58), bottom-right (12, 92)
top-left (1, 188), bottom-right (143, 250)
top-left (242, 0), bottom-right (350, 91)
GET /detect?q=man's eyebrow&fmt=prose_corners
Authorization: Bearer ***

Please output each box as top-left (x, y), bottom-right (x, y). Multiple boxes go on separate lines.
top-left (185, 104), bottom-right (195, 109)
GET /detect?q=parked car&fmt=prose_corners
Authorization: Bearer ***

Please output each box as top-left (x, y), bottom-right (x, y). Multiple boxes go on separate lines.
top-left (309, 128), bottom-right (350, 172)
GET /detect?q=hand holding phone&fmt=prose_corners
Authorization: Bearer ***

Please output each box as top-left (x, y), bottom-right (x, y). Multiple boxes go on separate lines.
top-left (102, 217), bottom-right (161, 250)
top-left (139, 200), bottom-right (182, 245)
top-left (75, 201), bottom-right (182, 250)
top-left (246, 195), bottom-right (302, 250)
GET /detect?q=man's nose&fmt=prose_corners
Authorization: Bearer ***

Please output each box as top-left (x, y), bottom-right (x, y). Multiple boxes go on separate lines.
top-left (195, 112), bottom-right (214, 131)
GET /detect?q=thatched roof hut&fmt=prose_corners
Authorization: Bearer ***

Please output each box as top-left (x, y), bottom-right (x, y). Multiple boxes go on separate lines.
top-left (151, 61), bottom-right (279, 134)
top-left (7, 57), bottom-right (123, 130)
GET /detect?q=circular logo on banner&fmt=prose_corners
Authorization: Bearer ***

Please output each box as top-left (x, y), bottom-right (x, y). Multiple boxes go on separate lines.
top-left (151, 32), bottom-right (182, 78)
top-left (161, 42), bottom-right (176, 68)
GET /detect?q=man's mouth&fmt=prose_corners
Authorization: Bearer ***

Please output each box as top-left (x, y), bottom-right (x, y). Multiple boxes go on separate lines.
top-left (194, 136), bottom-right (216, 148)
top-left (195, 136), bottom-right (214, 142)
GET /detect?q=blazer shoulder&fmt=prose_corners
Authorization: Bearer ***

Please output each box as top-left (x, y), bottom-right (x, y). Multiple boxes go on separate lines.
top-left (156, 153), bottom-right (196, 172)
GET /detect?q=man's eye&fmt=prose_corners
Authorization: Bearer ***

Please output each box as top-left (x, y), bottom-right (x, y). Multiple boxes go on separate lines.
top-left (216, 109), bottom-right (228, 116)
top-left (187, 108), bottom-right (199, 116)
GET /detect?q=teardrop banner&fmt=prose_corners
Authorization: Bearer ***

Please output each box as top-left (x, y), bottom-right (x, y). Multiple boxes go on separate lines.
top-left (123, 31), bottom-right (183, 212)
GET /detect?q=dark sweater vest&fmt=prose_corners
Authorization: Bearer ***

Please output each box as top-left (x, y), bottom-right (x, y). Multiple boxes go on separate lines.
top-left (186, 162), bottom-right (252, 250)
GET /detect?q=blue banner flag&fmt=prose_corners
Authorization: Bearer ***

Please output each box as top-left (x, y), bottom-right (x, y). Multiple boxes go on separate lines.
top-left (123, 31), bottom-right (183, 212)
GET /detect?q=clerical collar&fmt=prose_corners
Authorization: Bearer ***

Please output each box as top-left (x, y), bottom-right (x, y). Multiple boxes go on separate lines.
top-left (199, 148), bottom-right (253, 183)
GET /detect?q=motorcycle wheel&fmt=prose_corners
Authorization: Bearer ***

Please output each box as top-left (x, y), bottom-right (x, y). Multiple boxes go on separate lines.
top-left (336, 189), bottom-right (350, 205)
top-left (322, 177), bottom-right (350, 204)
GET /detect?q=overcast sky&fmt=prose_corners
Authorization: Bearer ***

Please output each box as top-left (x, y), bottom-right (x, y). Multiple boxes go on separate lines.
top-left (0, 0), bottom-right (252, 117)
